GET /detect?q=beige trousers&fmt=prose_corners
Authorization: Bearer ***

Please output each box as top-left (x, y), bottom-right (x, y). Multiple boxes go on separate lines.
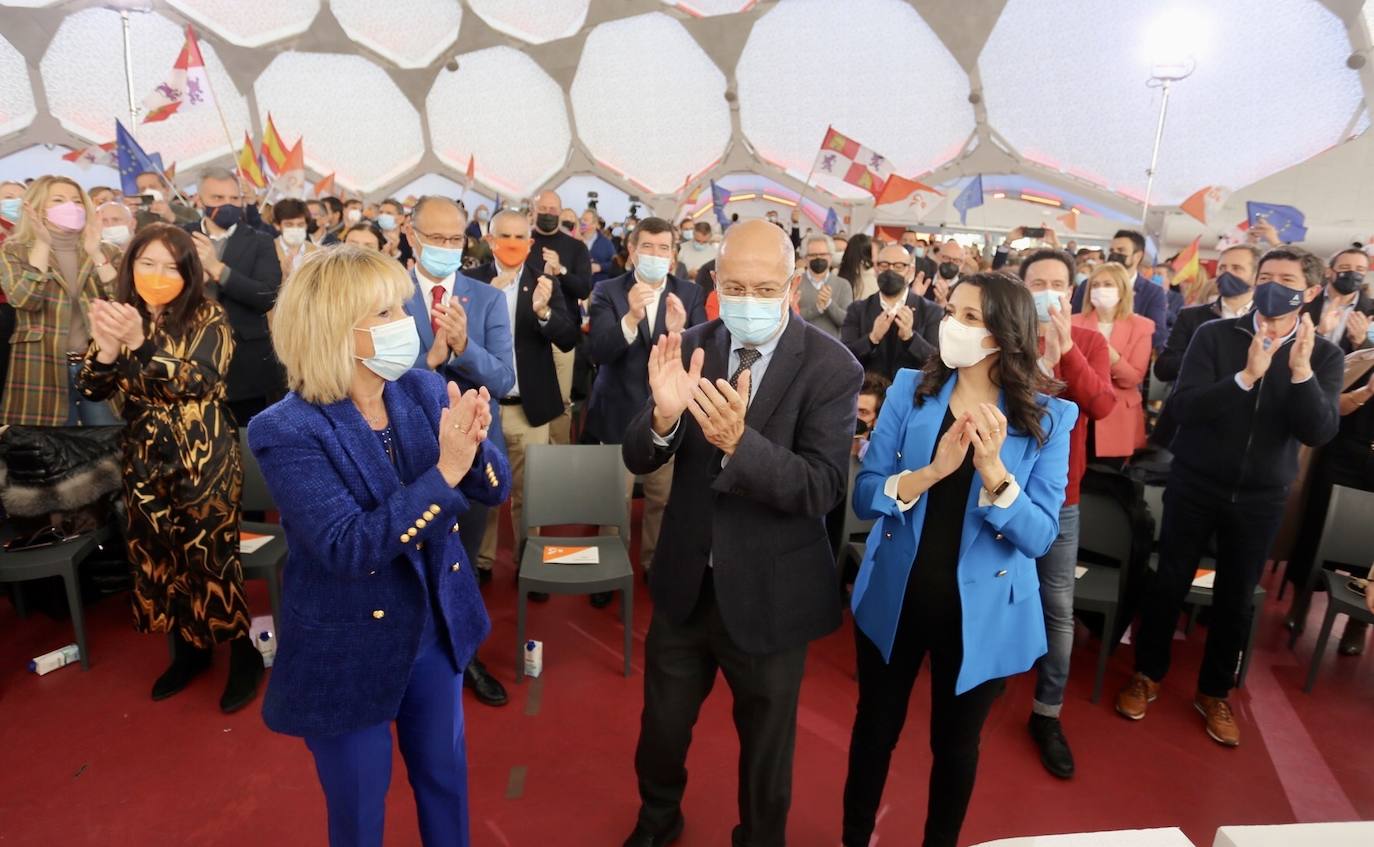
top-left (478, 403), bottom-right (550, 571)
top-left (630, 456), bottom-right (675, 571)
top-left (548, 346), bottom-right (576, 445)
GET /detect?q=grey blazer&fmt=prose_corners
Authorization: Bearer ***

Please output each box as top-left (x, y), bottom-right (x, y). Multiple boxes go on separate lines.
top-left (797, 272), bottom-right (852, 338)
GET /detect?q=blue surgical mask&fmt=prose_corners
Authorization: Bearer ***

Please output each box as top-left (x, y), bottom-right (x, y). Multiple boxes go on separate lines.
top-left (377, 213), bottom-right (397, 231)
top-left (914, 247), bottom-right (926, 259)
top-left (1152, 273), bottom-right (1166, 287)
top-left (636, 254), bottom-right (671, 283)
top-left (419, 242), bottom-right (464, 279)
top-left (356, 317), bottom-right (420, 382)
top-left (719, 293), bottom-right (787, 345)
top-left (1252, 282), bottom-right (1303, 318)
top-left (1366, 324), bottom-right (1374, 345)
top-left (0, 197), bottom-right (19, 223)
top-left (1032, 290), bottom-right (1061, 323)
top-left (1216, 271), bottom-right (1250, 298)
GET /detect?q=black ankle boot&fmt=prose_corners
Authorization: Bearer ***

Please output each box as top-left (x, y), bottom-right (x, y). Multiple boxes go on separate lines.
top-left (151, 632), bottom-right (213, 701)
top-left (220, 636), bottom-right (265, 714)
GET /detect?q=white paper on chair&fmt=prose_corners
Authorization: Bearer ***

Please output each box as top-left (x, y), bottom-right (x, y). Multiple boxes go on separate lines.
top-left (1192, 569), bottom-right (1216, 589)
top-left (542, 545), bottom-right (600, 564)
top-left (1075, 566), bottom-right (1088, 580)
top-left (240, 532), bottom-right (274, 554)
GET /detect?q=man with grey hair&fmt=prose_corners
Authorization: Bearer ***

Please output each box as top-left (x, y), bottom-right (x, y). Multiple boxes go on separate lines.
top-left (183, 166), bottom-right (283, 425)
top-left (796, 233), bottom-right (851, 338)
top-left (96, 201), bottom-right (134, 248)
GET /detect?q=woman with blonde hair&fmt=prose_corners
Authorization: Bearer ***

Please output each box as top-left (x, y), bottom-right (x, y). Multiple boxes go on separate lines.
top-left (248, 245), bottom-right (509, 847)
top-left (1071, 261), bottom-right (1154, 467)
top-left (0, 175), bottom-right (121, 425)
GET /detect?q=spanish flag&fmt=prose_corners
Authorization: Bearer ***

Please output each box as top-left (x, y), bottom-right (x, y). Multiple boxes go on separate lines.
top-left (261, 113), bottom-right (289, 174)
top-left (1171, 236), bottom-right (1201, 285)
top-left (236, 134), bottom-right (265, 189)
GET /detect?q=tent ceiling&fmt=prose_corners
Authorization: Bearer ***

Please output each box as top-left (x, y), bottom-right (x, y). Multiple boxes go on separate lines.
top-left (0, 0), bottom-right (1372, 247)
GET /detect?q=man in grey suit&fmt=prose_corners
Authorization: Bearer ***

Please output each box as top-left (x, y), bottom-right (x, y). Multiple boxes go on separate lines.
top-left (796, 233), bottom-right (852, 337)
top-left (619, 220), bottom-right (862, 847)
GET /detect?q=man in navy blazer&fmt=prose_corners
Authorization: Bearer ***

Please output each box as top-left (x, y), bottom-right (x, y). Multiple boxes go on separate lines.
top-left (586, 217), bottom-right (707, 578)
top-left (1070, 229), bottom-right (1168, 351)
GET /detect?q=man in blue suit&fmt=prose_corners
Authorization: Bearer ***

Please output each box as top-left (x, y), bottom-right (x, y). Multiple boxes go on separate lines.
top-left (403, 195), bottom-right (514, 707)
top-left (586, 217), bottom-right (708, 587)
top-left (1070, 229), bottom-right (1169, 351)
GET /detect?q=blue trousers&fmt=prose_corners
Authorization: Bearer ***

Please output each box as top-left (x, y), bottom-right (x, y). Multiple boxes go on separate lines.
top-left (1033, 503), bottom-right (1079, 714)
top-left (304, 636), bottom-right (469, 847)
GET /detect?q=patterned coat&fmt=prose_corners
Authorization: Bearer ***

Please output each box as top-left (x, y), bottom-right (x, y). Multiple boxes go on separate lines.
top-left (0, 239), bottom-right (120, 425)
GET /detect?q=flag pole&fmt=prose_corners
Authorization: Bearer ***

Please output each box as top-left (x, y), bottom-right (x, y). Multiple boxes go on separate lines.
top-left (119, 10), bottom-right (138, 130)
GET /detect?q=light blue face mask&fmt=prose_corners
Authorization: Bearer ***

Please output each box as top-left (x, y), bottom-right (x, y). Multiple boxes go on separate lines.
top-left (636, 254), bottom-right (671, 282)
top-left (377, 213), bottom-right (397, 231)
top-left (356, 316), bottom-right (420, 382)
top-left (913, 247), bottom-right (926, 259)
top-left (1074, 271), bottom-right (1089, 285)
top-left (719, 293), bottom-right (787, 345)
top-left (419, 242), bottom-right (463, 279)
top-left (0, 197), bottom-right (20, 223)
top-left (1032, 290), bottom-right (1062, 323)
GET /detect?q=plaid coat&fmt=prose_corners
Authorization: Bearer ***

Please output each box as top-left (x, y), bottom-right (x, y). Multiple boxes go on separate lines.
top-left (0, 240), bottom-right (120, 426)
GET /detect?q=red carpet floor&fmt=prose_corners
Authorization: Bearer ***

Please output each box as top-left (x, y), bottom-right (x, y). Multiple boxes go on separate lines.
top-left (2, 508), bottom-right (1372, 846)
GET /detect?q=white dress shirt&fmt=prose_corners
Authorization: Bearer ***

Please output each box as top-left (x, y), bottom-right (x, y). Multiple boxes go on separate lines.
top-left (622, 274), bottom-right (665, 343)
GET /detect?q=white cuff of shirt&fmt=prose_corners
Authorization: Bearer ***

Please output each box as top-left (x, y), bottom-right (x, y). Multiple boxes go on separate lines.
top-left (622, 315), bottom-right (640, 345)
top-left (884, 471), bottom-right (919, 512)
top-left (1235, 373), bottom-right (1253, 391)
top-left (650, 418), bottom-right (679, 447)
top-left (978, 475), bottom-right (1021, 509)
top-left (1292, 371), bottom-right (1313, 384)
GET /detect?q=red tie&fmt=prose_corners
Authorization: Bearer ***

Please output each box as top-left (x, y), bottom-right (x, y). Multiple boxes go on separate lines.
top-left (430, 284), bottom-right (447, 336)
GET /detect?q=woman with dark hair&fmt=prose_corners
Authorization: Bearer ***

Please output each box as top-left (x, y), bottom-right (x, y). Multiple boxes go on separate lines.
top-left (75, 223), bottom-right (260, 713)
top-left (842, 272), bottom-right (1076, 847)
top-left (342, 221), bottom-right (386, 252)
top-left (837, 232), bottom-right (877, 300)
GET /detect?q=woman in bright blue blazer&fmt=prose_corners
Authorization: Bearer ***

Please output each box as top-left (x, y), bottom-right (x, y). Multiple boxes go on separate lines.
top-left (248, 247), bottom-right (510, 847)
top-left (843, 272), bottom-right (1075, 847)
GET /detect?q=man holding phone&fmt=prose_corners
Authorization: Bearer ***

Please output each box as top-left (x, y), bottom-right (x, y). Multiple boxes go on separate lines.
top-left (130, 171), bottom-right (199, 230)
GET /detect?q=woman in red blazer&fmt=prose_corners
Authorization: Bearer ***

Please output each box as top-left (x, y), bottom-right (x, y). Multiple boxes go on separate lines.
top-left (1072, 262), bottom-right (1154, 466)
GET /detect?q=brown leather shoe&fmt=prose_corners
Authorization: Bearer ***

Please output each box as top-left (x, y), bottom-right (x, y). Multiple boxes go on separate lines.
top-left (1194, 694), bottom-right (1240, 747)
top-left (1115, 672), bottom-right (1159, 720)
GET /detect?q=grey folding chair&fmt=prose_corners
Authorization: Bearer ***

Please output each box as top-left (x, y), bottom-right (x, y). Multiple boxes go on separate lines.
top-left (0, 527), bottom-right (111, 670)
top-left (239, 429), bottom-right (285, 626)
top-left (516, 444), bottom-right (633, 681)
top-left (1288, 485), bottom-right (1374, 644)
top-left (837, 458), bottom-right (876, 585)
top-left (1074, 489), bottom-right (1134, 702)
top-left (1301, 570), bottom-right (1374, 692)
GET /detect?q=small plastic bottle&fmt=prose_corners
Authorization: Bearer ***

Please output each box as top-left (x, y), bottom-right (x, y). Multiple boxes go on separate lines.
top-left (30, 644), bottom-right (80, 675)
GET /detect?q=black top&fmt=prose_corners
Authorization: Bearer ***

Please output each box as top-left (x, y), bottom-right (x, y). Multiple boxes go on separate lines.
top-left (906, 409), bottom-right (975, 611)
top-left (527, 229), bottom-right (593, 320)
top-left (1336, 367), bottom-right (1374, 446)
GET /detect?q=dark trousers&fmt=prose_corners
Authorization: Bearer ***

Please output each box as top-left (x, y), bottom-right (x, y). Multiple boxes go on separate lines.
top-left (228, 396), bottom-right (268, 430)
top-left (1135, 480), bottom-right (1284, 697)
top-left (634, 572), bottom-right (807, 847)
top-left (842, 598), bottom-right (1004, 847)
top-left (1286, 441), bottom-right (1374, 589)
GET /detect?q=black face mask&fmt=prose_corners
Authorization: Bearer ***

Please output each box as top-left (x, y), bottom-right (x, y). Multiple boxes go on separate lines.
top-left (1106, 251), bottom-right (1129, 266)
top-left (808, 257), bottom-right (829, 275)
top-left (877, 270), bottom-right (908, 297)
top-left (1332, 270), bottom-right (1365, 296)
top-left (205, 204), bottom-right (243, 229)
top-left (535, 213), bottom-right (559, 233)
top-left (855, 418), bottom-right (870, 437)
top-left (306, 217), bottom-right (319, 235)
top-left (937, 261), bottom-right (959, 280)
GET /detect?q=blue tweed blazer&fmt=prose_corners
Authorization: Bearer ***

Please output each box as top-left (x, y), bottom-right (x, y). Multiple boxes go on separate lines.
top-left (249, 368), bottom-right (510, 738)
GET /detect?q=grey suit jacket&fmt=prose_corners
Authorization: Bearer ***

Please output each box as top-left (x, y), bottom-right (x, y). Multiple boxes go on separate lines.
top-left (797, 272), bottom-right (852, 338)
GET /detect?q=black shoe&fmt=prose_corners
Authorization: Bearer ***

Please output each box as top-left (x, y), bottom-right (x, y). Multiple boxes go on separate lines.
top-left (1028, 713), bottom-right (1075, 779)
top-left (220, 636), bottom-right (265, 714)
top-left (528, 591), bottom-right (550, 603)
top-left (1339, 620), bottom-right (1368, 656)
top-left (463, 658), bottom-right (508, 706)
top-left (622, 815), bottom-right (684, 847)
top-left (151, 632), bottom-right (212, 701)
top-left (590, 591), bottom-right (614, 609)
top-left (477, 567), bottom-right (492, 585)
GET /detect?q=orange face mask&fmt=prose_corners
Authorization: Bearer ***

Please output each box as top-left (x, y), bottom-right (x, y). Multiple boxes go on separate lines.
top-left (491, 238), bottom-right (532, 268)
top-left (133, 269), bottom-right (185, 306)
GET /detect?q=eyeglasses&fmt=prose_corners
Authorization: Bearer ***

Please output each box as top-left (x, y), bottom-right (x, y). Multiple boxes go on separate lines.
top-left (415, 230), bottom-right (465, 248)
top-left (875, 261), bottom-right (910, 272)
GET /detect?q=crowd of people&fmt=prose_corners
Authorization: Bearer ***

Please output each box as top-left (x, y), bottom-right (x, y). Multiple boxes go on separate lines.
top-left (3, 166), bottom-right (1374, 847)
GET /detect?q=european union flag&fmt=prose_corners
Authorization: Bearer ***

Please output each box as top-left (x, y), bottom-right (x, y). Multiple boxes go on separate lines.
top-left (115, 120), bottom-right (164, 196)
top-left (711, 180), bottom-right (732, 231)
top-left (952, 175), bottom-right (983, 225)
top-left (1246, 201), bottom-right (1307, 243)
top-left (823, 207), bottom-right (839, 236)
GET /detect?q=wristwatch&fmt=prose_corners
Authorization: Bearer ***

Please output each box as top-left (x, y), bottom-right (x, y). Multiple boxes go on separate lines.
top-left (987, 475), bottom-right (1012, 499)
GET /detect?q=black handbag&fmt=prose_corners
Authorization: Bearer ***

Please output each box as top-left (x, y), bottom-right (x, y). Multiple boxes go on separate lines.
top-left (0, 425), bottom-right (124, 546)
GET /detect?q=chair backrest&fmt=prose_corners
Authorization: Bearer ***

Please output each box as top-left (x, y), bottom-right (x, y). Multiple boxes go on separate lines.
top-left (1147, 377), bottom-right (1172, 405)
top-left (837, 457), bottom-right (875, 557)
top-left (238, 428), bottom-right (276, 513)
top-left (1312, 485), bottom-right (1374, 571)
top-left (1140, 484), bottom-right (1164, 544)
top-left (1077, 488), bottom-right (1134, 570)
top-left (520, 444), bottom-right (630, 548)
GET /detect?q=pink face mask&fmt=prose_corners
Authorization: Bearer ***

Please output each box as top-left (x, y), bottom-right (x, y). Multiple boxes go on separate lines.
top-left (46, 201), bottom-right (86, 232)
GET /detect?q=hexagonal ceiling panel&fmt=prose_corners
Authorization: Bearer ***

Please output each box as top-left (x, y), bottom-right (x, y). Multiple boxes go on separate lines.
top-left (0, 33), bottom-right (36, 138)
top-left (391, 173), bottom-right (495, 210)
top-left (427, 46), bottom-right (570, 198)
top-left (571, 12), bottom-right (730, 194)
top-left (661, 0), bottom-right (757, 15)
top-left (737, 0), bottom-right (975, 201)
top-left (255, 52), bottom-right (423, 193)
top-left (166, 0), bottom-right (320, 48)
top-left (555, 174), bottom-right (633, 224)
top-left (981, 0), bottom-right (1364, 204)
top-left (467, 0), bottom-right (589, 46)
top-left (40, 8), bottom-right (251, 169)
top-left (331, 0), bottom-right (462, 70)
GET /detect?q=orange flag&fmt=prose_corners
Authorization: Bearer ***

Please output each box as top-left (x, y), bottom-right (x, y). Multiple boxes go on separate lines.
top-left (1057, 209), bottom-right (1079, 232)
top-left (464, 154), bottom-right (475, 187)
top-left (1179, 186), bottom-right (1231, 225)
top-left (266, 140), bottom-right (305, 202)
top-left (313, 172), bottom-right (335, 197)
top-left (875, 174), bottom-right (940, 207)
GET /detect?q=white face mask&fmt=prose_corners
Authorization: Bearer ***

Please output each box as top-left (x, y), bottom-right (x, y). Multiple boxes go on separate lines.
top-left (101, 225), bottom-right (131, 247)
top-left (281, 226), bottom-right (307, 247)
top-left (938, 315), bottom-right (998, 369)
top-left (1090, 286), bottom-right (1120, 313)
top-left (345, 208), bottom-right (362, 224)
